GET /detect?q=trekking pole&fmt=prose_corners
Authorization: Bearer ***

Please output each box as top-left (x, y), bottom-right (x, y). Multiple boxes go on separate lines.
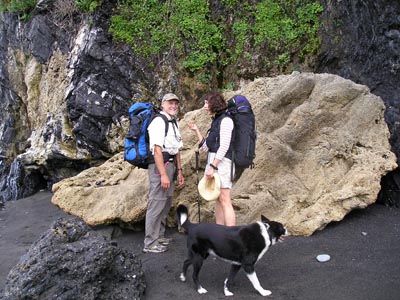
top-left (195, 150), bottom-right (201, 223)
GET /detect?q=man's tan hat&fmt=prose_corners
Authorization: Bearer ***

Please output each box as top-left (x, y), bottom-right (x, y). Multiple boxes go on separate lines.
top-left (198, 173), bottom-right (221, 201)
top-left (162, 93), bottom-right (180, 102)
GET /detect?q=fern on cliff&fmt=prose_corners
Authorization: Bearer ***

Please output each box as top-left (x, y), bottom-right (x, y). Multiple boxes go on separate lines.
top-left (109, 0), bottom-right (323, 75)
top-left (0, 0), bottom-right (36, 19)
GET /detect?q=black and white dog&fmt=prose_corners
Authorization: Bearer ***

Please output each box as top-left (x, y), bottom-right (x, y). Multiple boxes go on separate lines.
top-left (176, 204), bottom-right (287, 297)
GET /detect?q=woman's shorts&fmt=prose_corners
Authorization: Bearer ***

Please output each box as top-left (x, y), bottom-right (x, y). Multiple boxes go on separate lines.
top-left (206, 152), bottom-right (235, 189)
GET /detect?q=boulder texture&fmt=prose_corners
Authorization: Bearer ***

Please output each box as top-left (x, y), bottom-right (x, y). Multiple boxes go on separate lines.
top-left (51, 73), bottom-right (397, 236)
top-left (52, 153), bottom-right (146, 226)
top-left (2, 217), bottom-right (146, 300)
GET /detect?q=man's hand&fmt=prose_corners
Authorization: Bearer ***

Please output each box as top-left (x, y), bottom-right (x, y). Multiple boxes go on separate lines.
top-left (160, 173), bottom-right (171, 190)
top-left (177, 171), bottom-right (184, 186)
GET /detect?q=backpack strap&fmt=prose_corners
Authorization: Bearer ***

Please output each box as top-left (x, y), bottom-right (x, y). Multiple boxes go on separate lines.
top-left (146, 114), bottom-right (170, 165)
top-left (156, 114), bottom-right (169, 137)
top-left (154, 113), bottom-right (181, 142)
top-left (157, 115), bottom-right (181, 165)
top-left (168, 118), bottom-right (179, 137)
top-left (209, 112), bottom-right (235, 181)
top-left (219, 112), bottom-right (235, 182)
top-left (155, 114), bottom-right (180, 138)
top-left (146, 114), bottom-right (169, 144)
top-left (208, 111), bottom-right (232, 140)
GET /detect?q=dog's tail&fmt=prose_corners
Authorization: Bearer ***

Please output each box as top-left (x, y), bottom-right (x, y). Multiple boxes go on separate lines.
top-left (176, 204), bottom-right (190, 230)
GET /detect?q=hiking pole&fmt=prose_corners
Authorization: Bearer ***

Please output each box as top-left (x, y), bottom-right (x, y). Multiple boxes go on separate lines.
top-left (195, 150), bottom-right (201, 223)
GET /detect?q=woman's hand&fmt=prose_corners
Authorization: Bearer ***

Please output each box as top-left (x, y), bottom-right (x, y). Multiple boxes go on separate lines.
top-left (189, 120), bottom-right (205, 145)
top-left (188, 121), bottom-right (198, 132)
top-left (205, 166), bottom-right (215, 179)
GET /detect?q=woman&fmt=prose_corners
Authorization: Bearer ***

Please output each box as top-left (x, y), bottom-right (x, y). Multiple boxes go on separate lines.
top-left (188, 92), bottom-right (236, 226)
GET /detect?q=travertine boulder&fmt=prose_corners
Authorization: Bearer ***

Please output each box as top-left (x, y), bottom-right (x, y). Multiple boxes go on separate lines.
top-left (52, 73), bottom-right (397, 236)
top-left (52, 153), bottom-right (146, 226)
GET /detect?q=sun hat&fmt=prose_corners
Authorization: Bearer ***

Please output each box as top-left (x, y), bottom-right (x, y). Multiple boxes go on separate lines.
top-left (162, 93), bottom-right (180, 102)
top-left (198, 173), bottom-right (221, 201)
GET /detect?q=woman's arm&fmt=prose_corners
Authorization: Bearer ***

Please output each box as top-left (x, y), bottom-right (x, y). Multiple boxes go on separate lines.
top-left (188, 121), bottom-right (203, 142)
top-left (188, 121), bottom-right (209, 152)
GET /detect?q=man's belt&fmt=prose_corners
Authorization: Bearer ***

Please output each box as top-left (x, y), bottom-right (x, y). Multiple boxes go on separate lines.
top-left (162, 152), bottom-right (176, 162)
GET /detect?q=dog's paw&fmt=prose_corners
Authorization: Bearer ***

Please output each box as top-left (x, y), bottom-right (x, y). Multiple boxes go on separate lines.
top-left (198, 286), bottom-right (208, 294)
top-left (224, 279), bottom-right (234, 296)
top-left (224, 288), bottom-right (234, 296)
top-left (179, 273), bottom-right (186, 282)
top-left (259, 289), bottom-right (272, 296)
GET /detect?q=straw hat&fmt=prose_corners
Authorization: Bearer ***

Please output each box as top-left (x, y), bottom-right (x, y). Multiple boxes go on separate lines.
top-left (198, 173), bottom-right (221, 201)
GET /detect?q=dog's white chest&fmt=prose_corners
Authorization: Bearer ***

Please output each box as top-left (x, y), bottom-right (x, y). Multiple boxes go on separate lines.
top-left (257, 222), bottom-right (271, 262)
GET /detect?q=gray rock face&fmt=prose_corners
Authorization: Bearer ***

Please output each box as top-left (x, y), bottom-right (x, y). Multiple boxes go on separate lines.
top-left (0, 9), bottom-right (144, 202)
top-left (317, 1), bottom-right (400, 151)
top-left (2, 218), bottom-right (146, 300)
top-left (315, 0), bottom-right (400, 206)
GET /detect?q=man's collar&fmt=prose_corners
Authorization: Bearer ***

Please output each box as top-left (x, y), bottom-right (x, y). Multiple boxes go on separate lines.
top-left (160, 111), bottom-right (173, 120)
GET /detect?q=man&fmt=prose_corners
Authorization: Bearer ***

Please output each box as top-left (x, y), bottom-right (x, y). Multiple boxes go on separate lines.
top-left (143, 93), bottom-right (185, 253)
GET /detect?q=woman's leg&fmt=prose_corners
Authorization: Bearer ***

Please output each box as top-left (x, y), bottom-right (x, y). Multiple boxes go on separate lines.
top-left (215, 199), bottom-right (224, 225)
top-left (215, 188), bottom-right (236, 226)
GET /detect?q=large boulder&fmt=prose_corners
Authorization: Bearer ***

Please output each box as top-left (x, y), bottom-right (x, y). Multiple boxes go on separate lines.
top-left (2, 218), bottom-right (146, 300)
top-left (52, 153), bottom-right (146, 226)
top-left (51, 73), bottom-right (397, 236)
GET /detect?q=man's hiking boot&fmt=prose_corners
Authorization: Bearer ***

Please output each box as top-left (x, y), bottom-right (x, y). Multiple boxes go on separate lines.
top-left (142, 243), bottom-right (168, 253)
top-left (158, 237), bottom-right (173, 246)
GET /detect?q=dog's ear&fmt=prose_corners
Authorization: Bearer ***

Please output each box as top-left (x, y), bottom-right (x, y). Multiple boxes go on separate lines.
top-left (261, 215), bottom-right (270, 223)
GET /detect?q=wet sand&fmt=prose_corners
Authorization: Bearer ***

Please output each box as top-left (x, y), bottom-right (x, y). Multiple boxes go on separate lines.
top-left (1, 191), bottom-right (400, 300)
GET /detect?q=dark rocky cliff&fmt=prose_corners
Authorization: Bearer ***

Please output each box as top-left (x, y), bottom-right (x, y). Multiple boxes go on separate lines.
top-left (0, 0), bottom-right (399, 205)
top-left (315, 0), bottom-right (400, 206)
top-left (317, 0), bottom-right (400, 153)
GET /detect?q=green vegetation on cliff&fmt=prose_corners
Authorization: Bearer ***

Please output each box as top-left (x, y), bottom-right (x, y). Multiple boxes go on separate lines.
top-left (0, 0), bottom-right (36, 19)
top-left (110, 0), bottom-right (323, 74)
top-left (1, 0), bottom-right (323, 76)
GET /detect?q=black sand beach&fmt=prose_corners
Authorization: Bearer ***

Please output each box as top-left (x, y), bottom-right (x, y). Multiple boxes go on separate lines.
top-left (1, 191), bottom-right (400, 300)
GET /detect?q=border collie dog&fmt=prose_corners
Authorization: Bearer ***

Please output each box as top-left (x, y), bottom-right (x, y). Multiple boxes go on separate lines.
top-left (176, 204), bottom-right (287, 297)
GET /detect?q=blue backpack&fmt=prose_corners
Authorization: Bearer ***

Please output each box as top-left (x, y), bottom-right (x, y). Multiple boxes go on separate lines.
top-left (124, 103), bottom-right (168, 169)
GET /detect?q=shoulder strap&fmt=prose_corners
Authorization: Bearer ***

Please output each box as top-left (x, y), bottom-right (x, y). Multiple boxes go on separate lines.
top-left (154, 114), bottom-right (169, 137)
top-left (213, 112), bottom-right (232, 132)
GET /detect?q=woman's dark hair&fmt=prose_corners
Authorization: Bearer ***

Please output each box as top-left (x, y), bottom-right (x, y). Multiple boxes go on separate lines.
top-left (205, 92), bottom-right (226, 113)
